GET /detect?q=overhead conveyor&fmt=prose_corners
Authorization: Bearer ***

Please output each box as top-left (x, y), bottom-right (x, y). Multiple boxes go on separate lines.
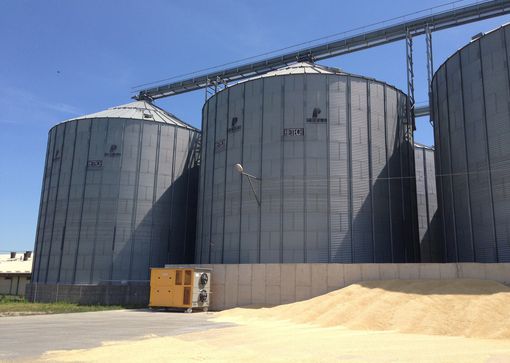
top-left (134, 0), bottom-right (510, 105)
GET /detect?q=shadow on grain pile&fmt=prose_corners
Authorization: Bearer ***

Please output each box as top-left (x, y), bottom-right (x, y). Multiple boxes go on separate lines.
top-left (214, 279), bottom-right (510, 340)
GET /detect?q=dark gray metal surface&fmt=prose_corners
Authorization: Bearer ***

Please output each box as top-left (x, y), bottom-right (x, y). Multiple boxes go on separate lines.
top-left (32, 104), bottom-right (200, 285)
top-left (414, 144), bottom-right (443, 262)
top-left (195, 66), bottom-right (419, 263)
top-left (135, 0), bottom-right (510, 100)
top-left (432, 23), bottom-right (510, 262)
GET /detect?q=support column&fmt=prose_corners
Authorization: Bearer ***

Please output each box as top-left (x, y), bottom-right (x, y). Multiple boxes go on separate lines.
top-left (425, 24), bottom-right (434, 125)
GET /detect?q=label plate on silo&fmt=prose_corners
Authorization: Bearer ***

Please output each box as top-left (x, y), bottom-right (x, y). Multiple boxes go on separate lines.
top-left (87, 160), bottom-right (103, 168)
top-left (283, 128), bottom-right (304, 136)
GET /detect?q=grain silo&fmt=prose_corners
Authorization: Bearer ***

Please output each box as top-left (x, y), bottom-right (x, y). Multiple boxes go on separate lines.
top-left (196, 62), bottom-right (419, 264)
top-left (432, 24), bottom-right (510, 263)
top-left (29, 101), bottom-right (199, 303)
top-left (414, 143), bottom-right (442, 262)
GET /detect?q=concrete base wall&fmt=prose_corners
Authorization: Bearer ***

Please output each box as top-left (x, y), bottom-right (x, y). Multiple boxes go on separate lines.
top-left (26, 263), bottom-right (510, 309)
top-left (0, 275), bottom-right (30, 296)
top-left (25, 283), bottom-right (149, 307)
top-left (166, 263), bottom-right (510, 310)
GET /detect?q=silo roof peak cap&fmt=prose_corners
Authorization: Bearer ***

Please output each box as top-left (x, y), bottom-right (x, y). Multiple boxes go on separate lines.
top-left (62, 100), bottom-right (197, 130)
top-left (240, 62), bottom-right (347, 82)
top-left (414, 142), bottom-right (435, 150)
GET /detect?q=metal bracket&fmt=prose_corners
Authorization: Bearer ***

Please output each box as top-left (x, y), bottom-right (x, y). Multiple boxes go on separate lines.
top-left (191, 135), bottom-right (201, 168)
top-left (245, 174), bottom-right (261, 206)
top-left (296, 51), bottom-right (315, 63)
top-left (133, 93), bottom-right (154, 102)
top-left (205, 76), bottom-right (229, 101)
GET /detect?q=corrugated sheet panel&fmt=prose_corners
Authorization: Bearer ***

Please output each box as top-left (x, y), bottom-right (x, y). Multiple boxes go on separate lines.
top-left (446, 53), bottom-right (474, 261)
top-left (240, 79), bottom-right (263, 263)
top-left (304, 74), bottom-right (329, 262)
top-left (370, 82), bottom-right (392, 262)
top-left (386, 88), bottom-right (404, 262)
top-left (414, 145), bottom-right (443, 262)
top-left (432, 23), bottom-right (510, 262)
top-left (33, 110), bottom-right (200, 284)
top-left (328, 76), bottom-right (351, 262)
top-left (350, 79), bottom-right (373, 262)
top-left (196, 67), bottom-right (415, 263)
top-left (260, 76), bottom-right (284, 263)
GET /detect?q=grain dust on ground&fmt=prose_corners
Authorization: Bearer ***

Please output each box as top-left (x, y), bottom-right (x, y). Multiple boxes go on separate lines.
top-left (216, 278), bottom-right (510, 340)
top-left (40, 279), bottom-right (510, 362)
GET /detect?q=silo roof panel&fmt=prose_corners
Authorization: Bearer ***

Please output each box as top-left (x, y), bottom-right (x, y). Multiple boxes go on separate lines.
top-left (61, 100), bottom-right (197, 130)
top-left (414, 142), bottom-right (435, 150)
top-left (232, 61), bottom-right (404, 93)
top-left (241, 62), bottom-right (346, 83)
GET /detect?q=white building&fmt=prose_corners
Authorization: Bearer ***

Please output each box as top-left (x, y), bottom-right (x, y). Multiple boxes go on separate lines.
top-left (0, 252), bottom-right (32, 296)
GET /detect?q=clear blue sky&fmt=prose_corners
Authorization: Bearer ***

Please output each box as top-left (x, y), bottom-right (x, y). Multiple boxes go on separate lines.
top-left (1, 0), bottom-right (509, 251)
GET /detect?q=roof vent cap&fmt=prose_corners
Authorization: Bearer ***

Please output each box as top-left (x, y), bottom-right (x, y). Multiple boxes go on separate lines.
top-left (471, 32), bottom-right (484, 41)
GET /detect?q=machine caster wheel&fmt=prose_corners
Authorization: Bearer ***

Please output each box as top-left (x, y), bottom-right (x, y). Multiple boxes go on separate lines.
top-left (185, 308), bottom-right (193, 313)
top-left (203, 307), bottom-right (208, 313)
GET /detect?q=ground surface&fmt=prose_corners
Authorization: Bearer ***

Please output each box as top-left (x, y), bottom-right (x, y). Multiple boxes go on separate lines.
top-left (0, 309), bottom-right (233, 361)
top-left (0, 295), bottom-right (122, 317)
top-left (2, 279), bottom-right (510, 362)
top-left (39, 318), bottom-right (510, 363)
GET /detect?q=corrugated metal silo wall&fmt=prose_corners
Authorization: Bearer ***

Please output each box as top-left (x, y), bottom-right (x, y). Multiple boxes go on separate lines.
top-left (32, 118), bottom-right (199, 284)
top-left (414, 145), bottom-right (443, 262)
top-left (196, 74), bottom-right (419, 263)
top-left (432, 24), bottom-right (510, 262)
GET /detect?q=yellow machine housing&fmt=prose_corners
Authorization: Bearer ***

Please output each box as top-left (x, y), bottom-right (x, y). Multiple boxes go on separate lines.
top-left (149, 267), bottom-right (211, 312)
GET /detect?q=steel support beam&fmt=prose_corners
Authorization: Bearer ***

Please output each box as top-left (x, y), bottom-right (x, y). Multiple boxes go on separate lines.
top-left (415, 105), bottom-right (431, 118)
top-left (425, 24), bottom-right (435, 125)
top-left (135, 0), bottom-right (510, 100)
top-left (406, 28), bottom-right (416, 134)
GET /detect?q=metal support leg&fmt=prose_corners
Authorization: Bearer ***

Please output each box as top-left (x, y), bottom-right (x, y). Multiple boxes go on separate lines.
top-left (205, 77), bottom-right (210, 102)
top-left (405, 28), bottom-right (419, 262)
top-left (192, 135), bottom-right (202, 167)
top-left (205, 76), bottom-right (227, 101)
top-left (425, 24), bottom-right (434, 126)
top-left (405, 28), bottom-right (416, 139)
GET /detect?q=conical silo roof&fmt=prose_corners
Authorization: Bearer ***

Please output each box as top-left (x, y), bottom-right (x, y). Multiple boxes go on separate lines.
top-left (235, 62), bottom-right (402, 93)
top-left (62, 100), bottom-right (197, 130)
top-left (241, 62), bottom-right (346, 83)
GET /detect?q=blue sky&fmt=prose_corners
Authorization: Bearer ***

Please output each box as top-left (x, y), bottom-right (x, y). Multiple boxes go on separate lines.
top-left (1, 0), bottom-right (509, 251)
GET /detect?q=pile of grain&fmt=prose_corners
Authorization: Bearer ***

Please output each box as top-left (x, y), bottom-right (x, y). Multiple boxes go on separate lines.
top-left (216, 279), bottom-right (510, 340)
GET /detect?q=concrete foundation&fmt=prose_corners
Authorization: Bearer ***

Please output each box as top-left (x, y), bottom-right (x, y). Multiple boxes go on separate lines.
top-left (26, 263), bottom-right (510, 309)
top-left (168, 263), bottom-right (510, 310)
top-left (25, 283), bottom-right (149, 307)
